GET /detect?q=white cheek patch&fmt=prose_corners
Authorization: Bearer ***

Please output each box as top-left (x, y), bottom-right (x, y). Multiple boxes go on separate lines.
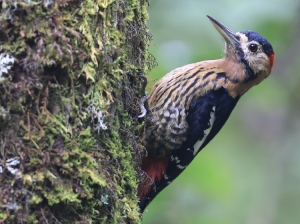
top-left (246, 53), bottom-right (270, 74)
top-left (193, 106), bottom-right (216, 156)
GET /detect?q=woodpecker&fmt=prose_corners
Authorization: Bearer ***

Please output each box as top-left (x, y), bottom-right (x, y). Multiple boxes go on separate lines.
top-left (138, 16), bottom-right (275, 212)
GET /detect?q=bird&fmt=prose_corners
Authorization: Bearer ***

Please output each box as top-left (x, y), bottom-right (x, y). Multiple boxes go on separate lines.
top-left (137, 15), bottom-right (275, 212)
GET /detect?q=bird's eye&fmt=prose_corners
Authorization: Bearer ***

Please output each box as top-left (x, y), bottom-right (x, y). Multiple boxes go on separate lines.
top-left (249, 44), bottom-right (258, 52)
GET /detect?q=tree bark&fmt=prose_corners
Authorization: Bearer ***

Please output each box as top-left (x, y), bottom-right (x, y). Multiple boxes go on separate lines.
top-left (0, 0), bottom-right (155, 223)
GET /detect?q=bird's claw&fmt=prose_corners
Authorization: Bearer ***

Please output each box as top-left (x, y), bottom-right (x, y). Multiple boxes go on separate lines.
top-left (137, 73), bottom-right (151, 118)
top-left (138, 96), bottom-right (148, 118)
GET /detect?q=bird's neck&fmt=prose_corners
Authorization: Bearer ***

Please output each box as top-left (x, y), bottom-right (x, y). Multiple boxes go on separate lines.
top-left (210, 58), bottom-right (246, 82)
top-left (212, 58), bottom-right (269, 98)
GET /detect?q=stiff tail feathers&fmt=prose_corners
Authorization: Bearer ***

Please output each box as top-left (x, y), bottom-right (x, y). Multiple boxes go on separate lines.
top-left (137, 154), bottom-right (169, 212)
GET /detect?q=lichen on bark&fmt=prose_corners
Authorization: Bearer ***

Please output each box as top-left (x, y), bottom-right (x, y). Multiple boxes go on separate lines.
top-left (0, 0), bottom-right (156, 223)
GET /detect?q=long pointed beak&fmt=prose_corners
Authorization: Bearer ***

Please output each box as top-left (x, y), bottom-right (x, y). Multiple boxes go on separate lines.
top-left (207, 15), bottom-right (240, 46)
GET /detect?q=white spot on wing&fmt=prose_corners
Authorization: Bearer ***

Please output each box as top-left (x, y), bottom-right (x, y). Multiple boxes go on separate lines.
top-left (174, 156), bottom-right (180, 163)
top-left (177, 164), bottom-right (187, 169)
top-left (164, 173), bottom-right (169, 179)
top-left (193, 106), bottom-right (216, 156)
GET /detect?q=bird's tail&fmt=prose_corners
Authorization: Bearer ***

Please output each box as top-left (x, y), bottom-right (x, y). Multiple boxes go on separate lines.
top-left (138, 195), bottom-right (152, 213)
top-left (137, 154), bottom-right (169, 212)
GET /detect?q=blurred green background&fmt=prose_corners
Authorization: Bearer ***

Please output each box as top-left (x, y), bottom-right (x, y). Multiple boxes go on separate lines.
top-left (142, 0), bottom-right (300, 224)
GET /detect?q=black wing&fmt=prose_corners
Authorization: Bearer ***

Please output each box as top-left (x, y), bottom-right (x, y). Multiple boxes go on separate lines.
top-left (139, 88), bottom-right (239, 211)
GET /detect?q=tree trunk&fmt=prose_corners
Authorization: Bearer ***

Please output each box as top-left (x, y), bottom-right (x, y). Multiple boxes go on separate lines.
top-left (0, 0), bottom-right (155, 223)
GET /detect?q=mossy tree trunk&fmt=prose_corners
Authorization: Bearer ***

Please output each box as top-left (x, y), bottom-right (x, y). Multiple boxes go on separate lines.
top-left (0, 0), bottom-right (155, 223)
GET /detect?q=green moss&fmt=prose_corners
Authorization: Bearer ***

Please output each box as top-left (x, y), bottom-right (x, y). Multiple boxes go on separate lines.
top-left (0, 0), bottom-right (154, 223)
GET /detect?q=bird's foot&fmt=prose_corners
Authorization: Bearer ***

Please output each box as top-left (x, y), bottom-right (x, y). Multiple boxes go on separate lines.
top-left (138, 96), bottom-right (148, 118)
top-left (137, 73), bottom-right (151, 118)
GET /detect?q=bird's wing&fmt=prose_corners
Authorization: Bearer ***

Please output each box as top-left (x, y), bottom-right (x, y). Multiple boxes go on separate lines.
top-left (139, 63), bottom-right (240, 211)
top-left (144, 62), bottom-right (229, 155)
top-left (140, 88), bottom-right (239, 211)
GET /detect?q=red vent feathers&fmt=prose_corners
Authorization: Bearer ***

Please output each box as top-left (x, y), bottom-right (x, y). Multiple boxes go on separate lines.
top-left (138, 154), bottom-right (169, 197)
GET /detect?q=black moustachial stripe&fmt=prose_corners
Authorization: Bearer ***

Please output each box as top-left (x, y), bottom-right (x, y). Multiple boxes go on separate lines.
top-left (235, 44), bottom-right (256, 82)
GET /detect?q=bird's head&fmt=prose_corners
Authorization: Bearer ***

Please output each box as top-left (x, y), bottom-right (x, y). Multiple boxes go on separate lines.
top-left (207, 15), bottom-right (275, 83)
